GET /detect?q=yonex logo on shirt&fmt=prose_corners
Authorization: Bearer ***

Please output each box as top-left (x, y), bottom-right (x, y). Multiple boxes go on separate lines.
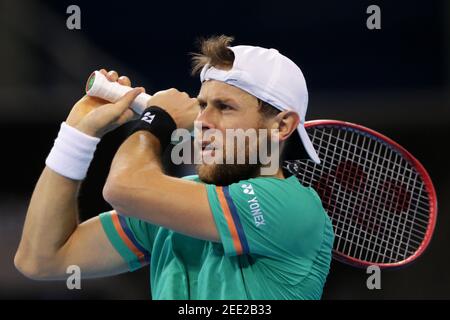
top-left (142, 112), bottom-right (155, 124)
top-left (241, 184), bottom-right (254, 195)
top-left (241, 184), bottom-right (265, 227)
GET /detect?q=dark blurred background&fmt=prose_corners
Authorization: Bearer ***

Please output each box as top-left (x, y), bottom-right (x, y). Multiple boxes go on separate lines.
top-left (0, 0), bottom-right (448, 299)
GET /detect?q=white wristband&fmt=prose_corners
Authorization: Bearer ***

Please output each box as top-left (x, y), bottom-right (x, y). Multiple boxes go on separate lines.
top-left (45, 122), bottom-right (101, 180)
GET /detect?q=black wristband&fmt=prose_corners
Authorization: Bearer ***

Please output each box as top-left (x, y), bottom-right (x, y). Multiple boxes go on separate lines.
top-left (130, 106), bottom-right (177, 151)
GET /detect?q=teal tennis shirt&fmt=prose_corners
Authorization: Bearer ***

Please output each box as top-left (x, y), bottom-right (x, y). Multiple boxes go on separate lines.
top-left (99, 175), bottom-right (334, 299)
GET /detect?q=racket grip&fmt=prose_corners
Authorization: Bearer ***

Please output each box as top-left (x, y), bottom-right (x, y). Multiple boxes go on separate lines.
top-left (85, 71), bottom-right (152, 115)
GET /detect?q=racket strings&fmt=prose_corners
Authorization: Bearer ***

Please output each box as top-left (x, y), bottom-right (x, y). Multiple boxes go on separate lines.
top-left (324, 129), bottom-right (426, 262)
top-left (284, 126), bottom-right (430, 264)
top-left (314, 131), bottom-right (429, 205)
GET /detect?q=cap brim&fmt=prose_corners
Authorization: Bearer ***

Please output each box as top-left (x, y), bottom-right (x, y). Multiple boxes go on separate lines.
top-left (297, 124), bottom-right (321, 164)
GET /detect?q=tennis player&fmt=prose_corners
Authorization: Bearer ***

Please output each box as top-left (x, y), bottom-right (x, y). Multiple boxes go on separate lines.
top-left (15, 36), bottom-right (334, 299)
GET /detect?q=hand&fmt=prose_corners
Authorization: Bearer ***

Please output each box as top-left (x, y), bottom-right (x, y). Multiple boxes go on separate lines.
top-left (66, 69), bottom-right (142, 138)
top-left (146, 88), bottom-right (199, 130)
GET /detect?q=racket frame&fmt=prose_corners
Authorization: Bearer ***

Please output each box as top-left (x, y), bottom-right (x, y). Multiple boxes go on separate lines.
top-left (302, 120), bottom-right (438, 268)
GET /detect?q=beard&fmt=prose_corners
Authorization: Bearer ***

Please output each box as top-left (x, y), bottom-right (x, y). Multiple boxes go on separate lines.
top-left (195, 119), bottom-right (280, 186)
top-left (197, 162), bottom-right (261, 186)
top-left (196, 133), bottom-right (266, 186)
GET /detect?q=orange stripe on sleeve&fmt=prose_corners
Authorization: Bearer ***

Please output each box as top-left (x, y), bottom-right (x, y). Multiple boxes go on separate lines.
top-left (110, 212), bottom-right (147, 265)
top-left (216, 187), bottom-right (243, 255)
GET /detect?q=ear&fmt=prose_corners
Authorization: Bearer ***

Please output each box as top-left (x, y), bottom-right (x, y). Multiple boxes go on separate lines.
top-left (271, 111), bottom-right (300, 142)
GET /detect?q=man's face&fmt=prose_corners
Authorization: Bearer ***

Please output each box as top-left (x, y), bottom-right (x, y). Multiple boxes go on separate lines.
top-left (195, 80), bottom-right (273, 186)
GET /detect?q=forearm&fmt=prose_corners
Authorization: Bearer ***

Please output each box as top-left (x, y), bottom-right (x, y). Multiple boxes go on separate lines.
top-left (103, 131), bottom-right (219, 242)
top-left (103, 131), bottom-right (163, 215)
top-left (109, 130), bottom-right (162, 174)
top-left (15, 167), bottom-right (80, 273)
top-left (16, 121), bottom-right (102, 272)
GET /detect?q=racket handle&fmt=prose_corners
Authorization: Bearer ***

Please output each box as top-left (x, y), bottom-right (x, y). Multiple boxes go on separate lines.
top-left (85, 70), bottom-right (152, 115)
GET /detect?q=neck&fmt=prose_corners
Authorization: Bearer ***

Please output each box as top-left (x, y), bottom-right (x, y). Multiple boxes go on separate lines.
top-left (257, 167), bottom-right (285, 179)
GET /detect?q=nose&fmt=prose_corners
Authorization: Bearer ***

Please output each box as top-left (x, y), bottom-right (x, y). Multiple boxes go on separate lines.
top-left (195, 104), bottom-right (217, 132)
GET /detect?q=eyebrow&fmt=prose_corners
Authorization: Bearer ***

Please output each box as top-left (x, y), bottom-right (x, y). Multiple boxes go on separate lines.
top-left (197, 96), bottom-right (240, 107)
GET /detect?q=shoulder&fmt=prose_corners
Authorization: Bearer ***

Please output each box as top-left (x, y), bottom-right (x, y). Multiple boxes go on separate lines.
top-left (229, 176), bottom-right (324, 213)
top-left (233, 176), bottom-right (330, 238)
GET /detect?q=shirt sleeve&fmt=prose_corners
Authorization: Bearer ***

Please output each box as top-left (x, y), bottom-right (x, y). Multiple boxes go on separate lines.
top-left (98, 175), bottom-right (199, 271)
top-left (99, 210), bottom-right (158, 271)
top-left (206, 177), bottom-right (330, 259)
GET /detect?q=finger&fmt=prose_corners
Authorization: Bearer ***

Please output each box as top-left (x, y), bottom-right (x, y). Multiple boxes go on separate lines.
top-left (130, 111), bottom-right (141, 121)
top-left (181, 92), bottom-right (190, 99)
top-left (107, 70), bottom-right (119, 82)
top-left (99, 69), bottom-right (108, 76)
top-left (113, 87), bottom-right (144, 114)
top-left (118, 76), bottom-right (131, 87)
top-left (154, 88), bottom-right (176, 96)
top-left (116, 108), bottom-right (135, 125)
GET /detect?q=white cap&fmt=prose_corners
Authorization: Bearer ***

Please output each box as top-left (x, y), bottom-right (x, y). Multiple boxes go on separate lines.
top-left (200, 45), bottom-right (320, 164)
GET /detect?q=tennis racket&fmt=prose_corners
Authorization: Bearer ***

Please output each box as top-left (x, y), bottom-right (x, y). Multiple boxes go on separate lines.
top-left (85, 71), bottom-right (438, 269)
top-left (284, 120), bottom-right (437, 269)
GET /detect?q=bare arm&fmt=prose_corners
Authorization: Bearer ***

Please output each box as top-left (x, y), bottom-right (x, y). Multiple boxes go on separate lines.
top-left (15, 70), bottom-right (142, 280)
top-left (15, 168), bottom-right (127, 280)
top-left (103, 131), bottom-right (220, 242)
top-left (103, 89), bottom-right (219, 242)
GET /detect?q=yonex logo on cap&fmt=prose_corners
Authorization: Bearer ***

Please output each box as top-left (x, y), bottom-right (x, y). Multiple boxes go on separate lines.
top-left (142, 112), bottom-right (155, 124)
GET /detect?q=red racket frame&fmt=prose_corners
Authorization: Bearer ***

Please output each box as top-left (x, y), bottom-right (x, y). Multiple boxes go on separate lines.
top-left (303, 120), bottom-right (438, 268)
